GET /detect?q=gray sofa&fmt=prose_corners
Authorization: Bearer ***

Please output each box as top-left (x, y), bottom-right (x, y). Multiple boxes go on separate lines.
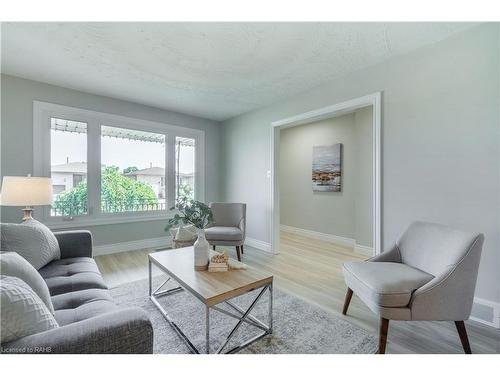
top-left (1, 230), bottom-right (153, 354)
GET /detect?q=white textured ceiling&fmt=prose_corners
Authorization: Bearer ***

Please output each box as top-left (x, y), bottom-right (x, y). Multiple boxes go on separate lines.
top-left (1, 22), bottom-right (477, 121)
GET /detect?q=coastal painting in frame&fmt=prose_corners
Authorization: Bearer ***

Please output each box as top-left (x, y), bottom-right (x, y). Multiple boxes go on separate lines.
top-left (312, 143), bottom-right (342, 192)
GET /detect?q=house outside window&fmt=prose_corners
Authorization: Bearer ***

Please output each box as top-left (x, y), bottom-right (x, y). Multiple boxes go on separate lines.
top-left (125, 167), bottom-right (166, 199)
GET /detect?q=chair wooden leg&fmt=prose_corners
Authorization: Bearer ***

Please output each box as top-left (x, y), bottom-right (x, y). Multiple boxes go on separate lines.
top-left (235, 246), bottom-right (241, 261)
top-left (240, 245), bottom-right (244, 254)
top-left (455, 321), bottom-right (472, 354)
top-left (342, 288), bottom-right (353, 315)
top-left (378, 318), bottom-right (390, 354)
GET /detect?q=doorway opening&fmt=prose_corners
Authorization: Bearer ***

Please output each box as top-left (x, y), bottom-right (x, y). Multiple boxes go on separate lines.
top-left (270, 92), bottom-right (381, 256)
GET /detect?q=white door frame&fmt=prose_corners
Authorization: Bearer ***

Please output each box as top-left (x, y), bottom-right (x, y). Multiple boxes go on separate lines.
top-left (270, 92), bottom-right (382, 255)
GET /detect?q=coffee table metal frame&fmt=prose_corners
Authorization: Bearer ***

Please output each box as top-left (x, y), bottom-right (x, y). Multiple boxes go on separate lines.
top-left (148, 258), bottom-right (273, 354)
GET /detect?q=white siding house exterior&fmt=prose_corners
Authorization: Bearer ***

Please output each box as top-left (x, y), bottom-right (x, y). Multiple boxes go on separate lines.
top-left (51, 162), bottom-right (87, 194)
top-left (125, 167), bottom-right (165, 199)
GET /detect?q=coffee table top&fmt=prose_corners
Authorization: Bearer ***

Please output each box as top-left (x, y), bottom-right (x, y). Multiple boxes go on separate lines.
top-left (149, 247), bottom-right (273, 306)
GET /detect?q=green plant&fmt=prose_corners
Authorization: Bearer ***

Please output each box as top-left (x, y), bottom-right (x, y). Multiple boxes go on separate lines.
top-left (52, 179), bottom-right (88, 215)
top-left (123, 166), bottom-right (139, 174)
top-left (53, 166), bottom-right (158, 215)
top-left (178, 183), bottom-right (193, 200)
top-left (164, 196), bottom-right (213, 231)
top-left (101, 166), bottom-right (157, 211)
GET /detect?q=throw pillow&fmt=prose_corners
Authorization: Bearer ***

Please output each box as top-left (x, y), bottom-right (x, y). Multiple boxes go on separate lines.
top-left (0, 219), bottom-right (60, 270)
top-left (0, 275), bottom-right (59, 344)
top-left (0, 251), bottom-right (55, 313)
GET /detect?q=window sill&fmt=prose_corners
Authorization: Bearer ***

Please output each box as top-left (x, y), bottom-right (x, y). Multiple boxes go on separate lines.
top-left (42, 212), bottom-right (172, 230)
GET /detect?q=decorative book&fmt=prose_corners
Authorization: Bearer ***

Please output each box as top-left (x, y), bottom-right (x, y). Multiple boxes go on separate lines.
top-left (208, 251), bottom-right (229, 272)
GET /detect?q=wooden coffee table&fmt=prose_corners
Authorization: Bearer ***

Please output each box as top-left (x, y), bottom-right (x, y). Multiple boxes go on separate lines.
top-left (148, 247), bottom-right (274, 354)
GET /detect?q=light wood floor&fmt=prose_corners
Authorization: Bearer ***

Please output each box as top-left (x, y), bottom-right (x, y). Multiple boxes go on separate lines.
top-left (95, 231), bottom-right (500, 354)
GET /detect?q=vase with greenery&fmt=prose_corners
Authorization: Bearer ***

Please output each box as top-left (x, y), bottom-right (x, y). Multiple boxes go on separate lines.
top-left (165, 197), bottom-right (214, 270)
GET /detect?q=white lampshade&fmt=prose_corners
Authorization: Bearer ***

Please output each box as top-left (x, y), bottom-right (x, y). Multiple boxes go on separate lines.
top-left (0, 176), bottom-right (53, 206)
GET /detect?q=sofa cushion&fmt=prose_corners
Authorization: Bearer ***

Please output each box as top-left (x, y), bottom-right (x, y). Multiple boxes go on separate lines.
top-left (0, 219), bottom-right (60, 270)
top-left (343, 261), bottom-right (434, 307)
top-left (1, 276), bottom-right (59, 343)
top-left (205, 226), bottom-right (243, 241)
top-left (0, 251), bottom-right (55, 313)
top-left (52, 289), bottom-right (118, 326)
top-left (39, 257), bottom-right (107, 296)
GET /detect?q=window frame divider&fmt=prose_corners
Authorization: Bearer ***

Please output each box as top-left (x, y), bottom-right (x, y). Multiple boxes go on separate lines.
top-left (166, 135), bottom-right (176, 210)
top-left (87, 120), bottom-right (101, 217)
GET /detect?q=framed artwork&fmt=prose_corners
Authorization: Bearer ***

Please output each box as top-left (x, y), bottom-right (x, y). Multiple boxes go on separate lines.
top-left (312, 143), bottom-right (342, 192)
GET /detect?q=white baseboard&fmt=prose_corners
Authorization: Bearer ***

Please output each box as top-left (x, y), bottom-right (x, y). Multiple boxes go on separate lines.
top-left (94, 236), bottom-right (171, 256)
top-left (280, 224), bottom-right (355, 248)
top-left (471, 297), bottom-right (500, 329)
top-left (94, 235), bottom-right (271, 256)
top-left (280, 224), bottom-right (375, 252)
top-left (245, 237), bottom-right (272, 253)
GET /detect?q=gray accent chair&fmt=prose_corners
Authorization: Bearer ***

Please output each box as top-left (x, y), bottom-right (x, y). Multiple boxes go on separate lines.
top-left (205, 203), bottom-right (246, 261)
top-left (342, 221), bottom-right (484, 354)
top-left (1, 230), bottom-right (153, 354)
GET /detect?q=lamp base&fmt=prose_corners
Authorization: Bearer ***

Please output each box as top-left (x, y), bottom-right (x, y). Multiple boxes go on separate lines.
top-left (22, 207), bottom-right (34, 221)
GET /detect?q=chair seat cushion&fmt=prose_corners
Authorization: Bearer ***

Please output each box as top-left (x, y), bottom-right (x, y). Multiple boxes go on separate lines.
top-left (52, 289), bottom-right (118, 326)
top-left (38, 257), bottom-right (107, 296)
top-left (343, 261), bottom-right (434, 307)
top-left (205, 226), bottom-right (243, 241)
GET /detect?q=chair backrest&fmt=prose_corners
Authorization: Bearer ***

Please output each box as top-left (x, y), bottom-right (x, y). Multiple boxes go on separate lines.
top-left (397, 221), bottom-right (483, 276)
top-left (209, 202), bottom-right (246, 228)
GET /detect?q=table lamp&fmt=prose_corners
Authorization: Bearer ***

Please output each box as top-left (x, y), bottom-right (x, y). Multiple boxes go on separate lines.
top-left (0, 175), bottom-right (53, 221)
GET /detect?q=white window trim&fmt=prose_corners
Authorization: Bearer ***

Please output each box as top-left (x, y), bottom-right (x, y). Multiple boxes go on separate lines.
top-left (33, 101), bottom-right (205, 229)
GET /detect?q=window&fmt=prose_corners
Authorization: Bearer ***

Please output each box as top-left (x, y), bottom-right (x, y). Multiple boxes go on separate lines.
top-left (100, 126), bottom-right (166, 213)
top-left (34, 102), bottom-right (205, 228)
top-left (50, 118), bottom-right (88, 217)
top-left (73, 174), bottom-right (85, 187)
top-left (175, 137), bottom-right (195, 200)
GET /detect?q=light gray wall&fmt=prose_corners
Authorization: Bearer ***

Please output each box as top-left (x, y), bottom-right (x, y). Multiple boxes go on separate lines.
top-left (0, 74), bottom-right (221, 246)
top-left (222, 24), bottom-right (500, 303)
top-left (353, 107), bottom-right (373, 247)
top-left (280, 113), bottom-right (356, 239)
top-left (279, 109), bottom-right (373, 247)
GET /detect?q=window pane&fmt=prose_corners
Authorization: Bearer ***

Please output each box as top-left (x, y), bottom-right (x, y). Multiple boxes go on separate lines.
top-left (175, 137), bottom-right (195, 200)
top-left (101, 126), bottom-right (166, 213)
top-left (50, 118), bottom-right (88, 217)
